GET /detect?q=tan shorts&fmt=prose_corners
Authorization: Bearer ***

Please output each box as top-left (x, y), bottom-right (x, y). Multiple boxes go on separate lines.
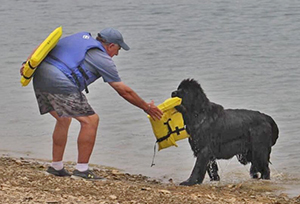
top-left (35, 90), bottom-right (95, 117)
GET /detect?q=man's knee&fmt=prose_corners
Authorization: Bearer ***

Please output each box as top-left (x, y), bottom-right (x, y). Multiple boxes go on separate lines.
top-left (89, 114), bottom-right (100, 128)
top-left (58, 117), bottom-right (72, 127)
top-left (91, 114), bottom-right (99, 124)
top-left (50, 111), bottom-right (72, 127)
top-left (77, 114), bottom-right (99, 129)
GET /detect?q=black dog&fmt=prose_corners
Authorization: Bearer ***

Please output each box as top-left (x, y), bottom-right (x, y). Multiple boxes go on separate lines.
top-left (171, 79), bottom-right (279, 186)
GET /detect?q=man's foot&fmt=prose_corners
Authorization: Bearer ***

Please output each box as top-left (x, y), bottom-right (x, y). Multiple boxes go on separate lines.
top-left (71, 169), bottom-right (106, 181)
top-left (46, 166), bottom-right (71, 177)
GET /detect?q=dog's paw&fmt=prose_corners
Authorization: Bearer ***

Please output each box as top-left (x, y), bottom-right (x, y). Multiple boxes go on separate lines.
top-left (179, 179), bottom-right (199, 186)
top-left (210, 174), bottom-right (220, 181)
top-left (261, 173), bottom-right (270, 180)
top-left (251, 174), bottom-right (259, 179)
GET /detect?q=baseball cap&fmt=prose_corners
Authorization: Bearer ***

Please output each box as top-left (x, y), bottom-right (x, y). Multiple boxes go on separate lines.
top-left (98, 28), bottom-right (130, 51)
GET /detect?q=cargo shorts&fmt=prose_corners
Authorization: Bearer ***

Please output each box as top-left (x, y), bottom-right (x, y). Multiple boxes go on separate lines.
top-left (35, 90), bottom-right (95, 117)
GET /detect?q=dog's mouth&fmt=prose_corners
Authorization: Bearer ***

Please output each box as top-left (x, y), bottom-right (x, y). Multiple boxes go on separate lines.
top-left (175, 104), bottom-right (187, 114)
top-left (171, 90), bottom-right (186, 113)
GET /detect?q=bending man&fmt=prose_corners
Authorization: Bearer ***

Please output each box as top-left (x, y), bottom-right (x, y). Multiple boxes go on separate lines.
top-left (21, 28), bottom-right (162, 180)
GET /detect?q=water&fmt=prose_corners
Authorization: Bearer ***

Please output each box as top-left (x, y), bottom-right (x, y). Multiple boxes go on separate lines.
top-left (1, 0), bottom-right (300, 197)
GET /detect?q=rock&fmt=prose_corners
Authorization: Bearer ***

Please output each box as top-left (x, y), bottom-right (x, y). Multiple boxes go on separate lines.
top-left (158, 189), bottom-right (171, 194)
top-left (190, 194), bottom-right (198, 200)
top-left (141, 187), bottom-right (151, 191)
top-left (206, 194), bottom-right (216, 199)
top-left (15, 159), bottom-right (22, 165)
top-left (112, 169), bottom-right (122, 175)
top-left (226, 197), bottom-right (236, 202)
top-left (227, 184), bottom-right (235, 188)
top-left (109, 195), bottom-right (117, 200)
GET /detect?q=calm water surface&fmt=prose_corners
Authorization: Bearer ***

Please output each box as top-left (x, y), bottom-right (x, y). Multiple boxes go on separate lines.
top-left (1, 0), bottom-right (300, 197)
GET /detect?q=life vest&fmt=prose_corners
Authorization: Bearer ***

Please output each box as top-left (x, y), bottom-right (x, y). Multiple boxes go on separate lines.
top-left (44, 32), bottom-right (106, 92)
top-left (148, 97), bottom-right (190, 151)
top-left (20, 26), bottom-right (63, 86)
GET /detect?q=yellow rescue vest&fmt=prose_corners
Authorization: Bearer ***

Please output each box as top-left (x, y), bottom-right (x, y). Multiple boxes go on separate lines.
top-left (20, 26), bottom-right (63, 86)
top-left (148, 97), bottom-right (189, 151)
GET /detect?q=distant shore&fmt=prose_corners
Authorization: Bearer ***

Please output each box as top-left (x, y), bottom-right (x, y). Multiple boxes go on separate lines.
top-left (0, 156), bottom-right (299, 204)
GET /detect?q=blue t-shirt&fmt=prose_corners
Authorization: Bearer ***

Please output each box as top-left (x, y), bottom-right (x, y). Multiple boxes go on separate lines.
top-left (33, 48), bottom-right (121, 94)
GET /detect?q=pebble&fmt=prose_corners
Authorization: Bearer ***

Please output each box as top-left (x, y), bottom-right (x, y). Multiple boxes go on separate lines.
top-left (109, 195), bottom-right (117, 200)
top-left (158, 189), bottom-right (171, 194)
top-left (141, 187), bottom-right (151, 191)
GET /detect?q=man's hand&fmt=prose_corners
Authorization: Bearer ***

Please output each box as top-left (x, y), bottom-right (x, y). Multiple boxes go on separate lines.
top-left (145, 100), bottom-right (163, 121)
top-left (20, 62), bottom-right (26, 76)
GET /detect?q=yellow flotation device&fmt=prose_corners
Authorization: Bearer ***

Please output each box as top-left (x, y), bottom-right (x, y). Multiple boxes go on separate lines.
top-left (20, 26), bottom-right (63, 86)
top-left (148, 97), bottom-right (189, 151)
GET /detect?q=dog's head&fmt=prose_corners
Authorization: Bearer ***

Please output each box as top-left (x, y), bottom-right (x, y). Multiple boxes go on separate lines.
top-left (171, 79), bottom-right (203, 101)
top-left (171, 79), bottom-right (210, 113)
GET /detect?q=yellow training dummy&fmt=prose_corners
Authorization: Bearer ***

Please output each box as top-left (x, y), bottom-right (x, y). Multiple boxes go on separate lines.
top-left (20, 26), bottom-right (63, 86)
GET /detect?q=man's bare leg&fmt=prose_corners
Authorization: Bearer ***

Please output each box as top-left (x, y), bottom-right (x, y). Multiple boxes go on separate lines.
top-left (50, 111), bottom-right (72, 162)
top-left (75, 114), bottom-right (99, 164)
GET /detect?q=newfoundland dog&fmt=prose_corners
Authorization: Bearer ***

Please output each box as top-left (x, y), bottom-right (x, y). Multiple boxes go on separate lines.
top-left (171, 79), bottom-right (279, 186)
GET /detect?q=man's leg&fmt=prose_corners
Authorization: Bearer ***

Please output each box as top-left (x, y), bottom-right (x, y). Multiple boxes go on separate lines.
top-left (74, 113), bottom-right (99, 164)
top-left (46, 111), bottom-right (72, 176)
top-left (50, 111), bottom-right (72, 162)
top-left (71, 114), bottom-right (104, 180)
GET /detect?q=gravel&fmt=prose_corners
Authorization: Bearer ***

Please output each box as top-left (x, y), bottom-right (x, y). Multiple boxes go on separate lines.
top-left (0, 156), bottom-right (299, 204)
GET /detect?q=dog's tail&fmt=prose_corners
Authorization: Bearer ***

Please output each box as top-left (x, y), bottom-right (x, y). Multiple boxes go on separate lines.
top-left (264, 114), bottom-right (279, 146)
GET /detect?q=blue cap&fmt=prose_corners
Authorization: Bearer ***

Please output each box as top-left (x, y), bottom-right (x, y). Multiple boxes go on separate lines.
top-left (99, 28), bottom-right (130, 51)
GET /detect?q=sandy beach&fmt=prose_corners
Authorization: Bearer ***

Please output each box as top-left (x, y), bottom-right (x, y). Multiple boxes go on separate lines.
top-left (0, 156), bottom-right (299, 204)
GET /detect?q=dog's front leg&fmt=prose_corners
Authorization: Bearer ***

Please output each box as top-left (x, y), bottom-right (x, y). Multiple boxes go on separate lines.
top-left (180, 146), bottom-right (211, 186)
top-left (207, 159), bottom-right (220, 181)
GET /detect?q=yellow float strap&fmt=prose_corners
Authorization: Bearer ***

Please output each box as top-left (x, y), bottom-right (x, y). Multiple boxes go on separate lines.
top-left (20, 26), bottom-right (63, 86)
top-left (148, 97), bottom-right (189, 151)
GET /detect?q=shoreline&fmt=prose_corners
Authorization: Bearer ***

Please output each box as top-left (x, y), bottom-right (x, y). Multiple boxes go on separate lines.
top-left (1, 156), bottom-right (299, 204)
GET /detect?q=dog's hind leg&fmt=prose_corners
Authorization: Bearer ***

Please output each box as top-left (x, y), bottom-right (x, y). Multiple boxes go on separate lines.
top-left (251, 147), bottom-right (271, 180)
top-left (180, 146), bottom-right (211, 186)
top-left (250, 164), bottom-right (259, 179)
top-left (207, 159), bottom-right (220, 181)
top-left (236, 151), bottom-right (259, 179)
top-left (261, 166), bottom-right (270, 179)
top-left (260, 152), bottom-right (271, 180)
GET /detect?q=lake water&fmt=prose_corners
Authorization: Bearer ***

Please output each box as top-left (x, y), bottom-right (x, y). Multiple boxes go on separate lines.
top-left (1, 0), bottom-right (300, 197)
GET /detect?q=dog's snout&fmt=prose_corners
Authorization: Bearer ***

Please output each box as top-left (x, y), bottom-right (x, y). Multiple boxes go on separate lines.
top-left (171, 91), bottom-right (177, 98)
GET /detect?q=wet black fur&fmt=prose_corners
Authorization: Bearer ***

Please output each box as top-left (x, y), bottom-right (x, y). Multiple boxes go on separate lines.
top-left (171, 79), bottom-right (279, 186)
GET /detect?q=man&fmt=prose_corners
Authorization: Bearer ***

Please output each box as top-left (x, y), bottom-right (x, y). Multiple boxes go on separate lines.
top-left (20, 28), bottom-right (163, 180)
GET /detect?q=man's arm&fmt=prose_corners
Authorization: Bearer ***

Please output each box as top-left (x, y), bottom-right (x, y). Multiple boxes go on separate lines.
top-left (109, 81), bottom-right (162, 120)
